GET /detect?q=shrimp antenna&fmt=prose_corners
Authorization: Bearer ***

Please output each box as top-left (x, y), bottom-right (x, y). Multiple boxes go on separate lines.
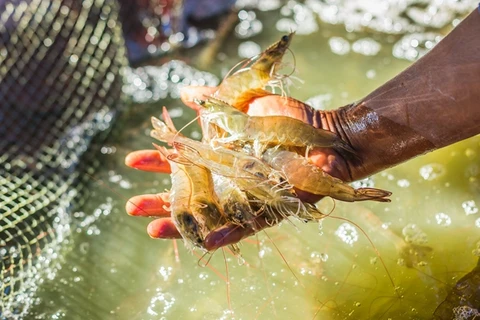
top-left (197, 250), bottom-right (215, 267)
top-left (329, 215), bottom-right (398, 293)
top-left (222, 57), bottom-right (254, 82)
top-left (262, 230), bottom-right (304, 288)
top-left (285, 47), bottom-right (297, 78)
top-left (174, 114), bottom-right (202, 143)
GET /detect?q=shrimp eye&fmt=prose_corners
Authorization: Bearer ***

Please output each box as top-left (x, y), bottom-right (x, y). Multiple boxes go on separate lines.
top-left (193, 98), bottom-right (205, 106)
top-left (281, 35), bottom-right (289, 42)
top-left (254, 172), bottom-right (266, 179)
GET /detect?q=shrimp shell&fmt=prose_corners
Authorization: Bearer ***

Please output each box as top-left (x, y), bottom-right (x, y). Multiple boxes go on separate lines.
top-left (213, 32), bottom-right (294, 112)
top-left (262, 148), bottom-right (391, 203)
top-left (199, 97), bottom-right (356, 156)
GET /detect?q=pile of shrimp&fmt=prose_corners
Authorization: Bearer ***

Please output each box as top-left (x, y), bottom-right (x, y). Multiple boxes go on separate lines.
top-left (151, 33), bottom-right (392, 253)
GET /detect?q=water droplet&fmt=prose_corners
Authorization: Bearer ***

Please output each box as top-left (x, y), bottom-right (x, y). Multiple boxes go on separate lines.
top-left (462, 200), bottom-right (478, 215)
top-left (402, 224), bottom-right (428, 245)
top-left (328, 37), bottom-right (350, 55)
top-left (352, 38), bottom-right (381, 56)
top-left (475, 218), bottom-right (480, 228)
top-left (238, 41), bottom-right (261, 59)
top-left (366, 69), bottom-right (376, 79)
top-left (397, 179), bottom-right (410, 188)
top-left (419, 163), bottom-right (445, 181)
top-left (465, 148), bottom-right (476, 159)
top-left (335, 223), bottom-right (359, 246)
top-left (434, 212), bottom-right (452, 227)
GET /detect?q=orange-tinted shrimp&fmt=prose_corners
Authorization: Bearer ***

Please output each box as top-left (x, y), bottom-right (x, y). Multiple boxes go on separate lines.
top-left (213, 33), bottom-right (294, 112)
top-left (263, 148), bottom-right (391, 202)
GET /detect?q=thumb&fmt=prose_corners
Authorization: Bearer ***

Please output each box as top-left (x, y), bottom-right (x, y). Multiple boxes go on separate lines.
top-left (180, 86), bottom-right (217, 111)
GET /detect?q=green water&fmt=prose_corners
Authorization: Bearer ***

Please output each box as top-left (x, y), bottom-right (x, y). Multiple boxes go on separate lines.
top-left (29, 10), bottom-right (480, 320)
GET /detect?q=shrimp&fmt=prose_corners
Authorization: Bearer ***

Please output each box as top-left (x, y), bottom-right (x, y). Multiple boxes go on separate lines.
top-left (155, 145), bottom-right (240, 254)
top-left (198, 97), bottom-right (356, 156)
top-left (156, 147), bottom-right (207, 250)
top-left (173, 141), bottom-right (326, 224)
top-left (151, 115), bottom-right (268, 180)
top-left (213, 33), bottom-right (294, 112)
top-left (213, 174), bottom-right (257, 228)
top-left (263, 148), bottom-right (392, 203)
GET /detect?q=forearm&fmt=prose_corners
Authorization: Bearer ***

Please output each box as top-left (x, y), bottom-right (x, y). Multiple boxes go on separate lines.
top-left (321, 9), bottom-right (480, 181)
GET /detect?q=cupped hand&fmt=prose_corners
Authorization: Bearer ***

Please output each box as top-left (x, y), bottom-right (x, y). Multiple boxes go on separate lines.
top-left (125, 86), bottom-right (351, 251)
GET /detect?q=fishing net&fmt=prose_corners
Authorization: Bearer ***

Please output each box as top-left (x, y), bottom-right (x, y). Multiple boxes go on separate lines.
top-left (0, 0), bottom-right (234, 317)
top-left (0, 0), bottom-right (127, 317)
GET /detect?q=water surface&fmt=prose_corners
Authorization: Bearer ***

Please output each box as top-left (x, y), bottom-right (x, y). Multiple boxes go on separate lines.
top-left (29, 2), bottom-right (480, 319)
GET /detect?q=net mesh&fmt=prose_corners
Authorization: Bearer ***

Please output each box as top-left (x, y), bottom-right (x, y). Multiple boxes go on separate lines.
top-left (0, 0), bottom-right (127, 316)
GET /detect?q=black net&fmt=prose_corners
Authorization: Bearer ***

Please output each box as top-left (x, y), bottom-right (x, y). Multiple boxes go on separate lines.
top-left (0, 0), bottom-right (127, 316)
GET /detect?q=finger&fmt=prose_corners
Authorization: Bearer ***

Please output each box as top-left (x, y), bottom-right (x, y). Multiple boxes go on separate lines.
top-left (147, 218), bottom-right (181, 239)
top-left (180, 86), bottom-right (217, 111)
top-left (205, 216), bottom-right (275, 251)
top-left (308, 148), bottom-right (350, 182)
top-left (126, 193), bottom-right (170, 217)
top-left (247, 95), bottom-right (316, 125)
top-left (125, 150), bottom-right (171, 173)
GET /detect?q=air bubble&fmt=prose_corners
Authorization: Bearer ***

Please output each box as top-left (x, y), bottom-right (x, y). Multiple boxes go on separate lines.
top-left (352, 38), bottom-right (381, 56)
top-left (419, 163), bottom-right (445, 181)
top-left (335, 223), bottom-right (358, 246)
top-left (435, 212), bottom-right (452, 227)
top-left (397, 179), bottom-right (410, 188)
top-left (402, 224), bottom-right (428, 245)
top-left (462, 200), bottom-right (478, 215)
top-left (328, 37), bottom-right (350, 55)
top-left (238, 41), bottom-right (261, 59)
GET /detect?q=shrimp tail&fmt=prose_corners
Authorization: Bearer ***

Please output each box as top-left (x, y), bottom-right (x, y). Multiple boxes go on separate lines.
top-left (173, 141), bottom-right (201, 160)
top-left (152, 143), bottom-right (193, 166)
top-left (333, 139), bottom-right (358, 158)
top-left (151, 117), bottom-right (176, 144)
top-left (162, 106), bottom-right (178, 133)
top-left (355, 188), bottom-right (392, 203)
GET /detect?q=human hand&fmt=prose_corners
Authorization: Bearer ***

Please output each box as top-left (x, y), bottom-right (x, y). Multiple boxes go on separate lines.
top-left (125, 86), bottom-right (352, 250)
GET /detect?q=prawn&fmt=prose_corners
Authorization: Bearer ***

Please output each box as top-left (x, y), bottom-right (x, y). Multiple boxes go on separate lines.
top-left (263, 148), bottom-right (391, 202)
top-left (173, 141), bottom-right (326, 224)
top-left (155, 145), bottom-right (242, 254)
top-left (155, 146), bottom-right (207, 250)
top-left (150, 111), bottom-right (277, 181)
top-left (213, 174), bottom-right (257, 229)
top-left (213, 33), bottom-right (295, 112)
top-left (198, 97), bottom-right (356, 156)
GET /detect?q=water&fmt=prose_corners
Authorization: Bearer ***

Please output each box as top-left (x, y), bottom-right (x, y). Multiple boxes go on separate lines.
top-left (29, 2), bottom-right (480, 319)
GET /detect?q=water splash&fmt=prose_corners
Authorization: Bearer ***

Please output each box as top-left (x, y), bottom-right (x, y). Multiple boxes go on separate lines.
top-left (123, 61), bottom-right (219, 103)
